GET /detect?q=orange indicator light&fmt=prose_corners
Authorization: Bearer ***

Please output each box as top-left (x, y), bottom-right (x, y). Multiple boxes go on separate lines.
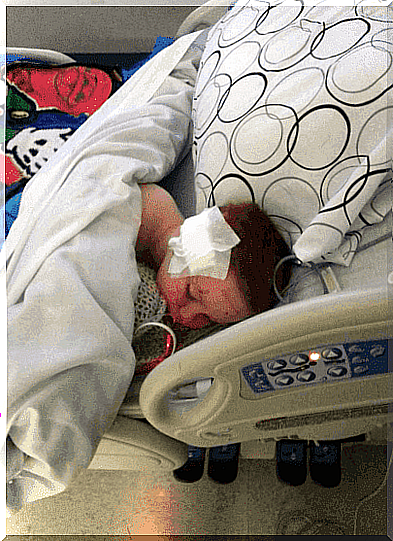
top-left (309, 352), bottom-right (320, 361)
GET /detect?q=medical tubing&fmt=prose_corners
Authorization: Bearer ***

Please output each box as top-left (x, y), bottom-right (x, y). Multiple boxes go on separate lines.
top-left (306, 261), bottom-right (330, 295)
top-left (355, 232), bottom-right (391, 253)
top-left (272, 254), bottom-right (307, 302)
top-left (273, 232), bottom-right (392, 302)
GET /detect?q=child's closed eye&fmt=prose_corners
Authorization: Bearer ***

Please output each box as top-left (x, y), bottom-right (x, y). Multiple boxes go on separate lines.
top-left (186, 283), bottom-right (197, 301)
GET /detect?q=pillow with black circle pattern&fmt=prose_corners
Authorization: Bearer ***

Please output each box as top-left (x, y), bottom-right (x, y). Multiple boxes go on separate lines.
top-left (192, 1), bottom-right (392, 266)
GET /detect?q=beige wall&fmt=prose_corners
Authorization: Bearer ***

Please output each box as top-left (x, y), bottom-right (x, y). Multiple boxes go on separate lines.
top-left (6, 5), bottom-right (197, 53)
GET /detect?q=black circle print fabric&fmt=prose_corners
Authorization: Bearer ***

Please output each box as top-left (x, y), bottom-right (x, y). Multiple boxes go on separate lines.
top-left (192, 2), bottom-right (392, 265)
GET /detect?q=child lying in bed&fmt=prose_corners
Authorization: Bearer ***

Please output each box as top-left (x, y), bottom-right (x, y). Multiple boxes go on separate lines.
top-left (136, 183), bottom-right (291, 330)
top-left (5, 29), bottom-right (290, 513)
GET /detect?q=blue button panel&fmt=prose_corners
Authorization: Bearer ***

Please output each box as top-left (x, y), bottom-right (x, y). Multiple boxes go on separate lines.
top-left (344, 339), bottom-right (389, 379)
top-left (241, 363), bottom-right (274, 393)
top-left (241, 339), bottom-right (390, 395)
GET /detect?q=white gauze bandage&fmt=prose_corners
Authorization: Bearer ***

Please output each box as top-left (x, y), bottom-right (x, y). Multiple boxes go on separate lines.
top-left (168, 206), bottom-right (241, 280)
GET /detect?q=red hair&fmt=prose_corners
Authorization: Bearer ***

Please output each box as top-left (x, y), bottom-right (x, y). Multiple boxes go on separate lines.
top-left (220, 203), bottom-right (291, 314)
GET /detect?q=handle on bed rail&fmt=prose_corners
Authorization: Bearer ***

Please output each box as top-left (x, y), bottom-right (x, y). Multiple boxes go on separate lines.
top-left (139, 285), bottom-right (393, 447)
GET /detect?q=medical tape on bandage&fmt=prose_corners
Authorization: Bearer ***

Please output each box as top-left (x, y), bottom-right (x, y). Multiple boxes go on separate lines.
top-left (168, 206), bottom-right (240, 280)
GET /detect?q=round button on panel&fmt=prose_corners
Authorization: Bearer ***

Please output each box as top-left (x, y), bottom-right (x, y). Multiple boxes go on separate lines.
top-left (353, 365), bottom-right (369, 375)
top-left (348, 344), bottom-right (364, 354)
top-left (370, 345), bottom-right (385, 358)
top-left (289, 354), bottom-right (308, 366)
top-left (275, 375), bottom-right (294, 386)
top-left (297, 370), bottom-right (316, 383)
top-left (327, 366), bottom-right (347, 378)
top-left (322, 348), bottom-right (342, 360)
top-left (351, 355), bottom-right (367, 364)
top-left (254, 381), bottom-right (271, 391)
top-left (268, 360), bottom-right (287, 371)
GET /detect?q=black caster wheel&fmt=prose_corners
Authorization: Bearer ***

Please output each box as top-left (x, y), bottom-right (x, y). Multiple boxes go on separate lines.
top-left (276, 439), bottom-right (308, 486)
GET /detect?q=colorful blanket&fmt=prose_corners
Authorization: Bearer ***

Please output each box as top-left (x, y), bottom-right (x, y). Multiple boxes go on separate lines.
top-left (3, 37), bottom-right (175, 239)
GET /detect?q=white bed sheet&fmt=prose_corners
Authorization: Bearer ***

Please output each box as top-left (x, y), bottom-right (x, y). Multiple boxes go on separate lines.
top-left (5, 30), bottom-right (204, 514)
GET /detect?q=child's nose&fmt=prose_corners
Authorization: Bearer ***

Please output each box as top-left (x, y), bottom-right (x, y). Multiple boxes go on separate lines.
top-left (179, 301), bottom-right (211, 329)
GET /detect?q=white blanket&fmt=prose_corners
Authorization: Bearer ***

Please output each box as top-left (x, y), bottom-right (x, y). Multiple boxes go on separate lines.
top-left (5, 31), bottom-right (203, 514)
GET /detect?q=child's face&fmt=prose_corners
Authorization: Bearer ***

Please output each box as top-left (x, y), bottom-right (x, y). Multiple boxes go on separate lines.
top-left (156, 247), bottom-right (252, 329)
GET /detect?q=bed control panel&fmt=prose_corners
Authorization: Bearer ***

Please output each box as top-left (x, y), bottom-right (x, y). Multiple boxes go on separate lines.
top-left (241, 339), bottom-right (389, 396)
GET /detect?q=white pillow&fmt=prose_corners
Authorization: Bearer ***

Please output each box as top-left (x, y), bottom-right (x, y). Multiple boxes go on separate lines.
top-left (192, 2), bottom-right (392, 265)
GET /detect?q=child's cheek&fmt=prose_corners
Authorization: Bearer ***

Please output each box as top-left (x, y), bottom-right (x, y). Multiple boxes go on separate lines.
top-left (156, 265), bottom-right (182, 309)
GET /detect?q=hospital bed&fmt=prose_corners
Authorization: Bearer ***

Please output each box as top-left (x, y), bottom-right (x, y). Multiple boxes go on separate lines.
top-left (5, 1), bottom-right (392, 510)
